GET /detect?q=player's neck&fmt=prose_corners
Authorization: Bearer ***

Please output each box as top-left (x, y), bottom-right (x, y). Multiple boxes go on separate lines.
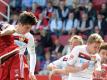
top-left (86, 46), bottom-right (94, 55)
top-left (15, 25), bottom-right (21, 34)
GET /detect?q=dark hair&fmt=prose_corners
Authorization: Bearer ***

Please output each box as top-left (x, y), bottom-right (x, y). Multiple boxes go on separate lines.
top-left (99, 43), bottom-right (107, 64)
top-left (18, 11), bottom-right (37, 25)
top-left (99, 43), bottom-right (107, 52)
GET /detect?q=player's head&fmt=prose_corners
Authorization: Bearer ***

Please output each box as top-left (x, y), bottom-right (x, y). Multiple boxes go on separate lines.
top-left (87, 33), bottom-right (103, 54)
top-left (17, 11), bottom-right (37, 34)
top-left (99, 43), bottom-right (107, 63)
top-left (68, 35), bottom-right (83, 47)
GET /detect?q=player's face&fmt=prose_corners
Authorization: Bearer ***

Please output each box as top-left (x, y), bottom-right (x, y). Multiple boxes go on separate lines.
top-left (19, 24), bottom-right (32, 34)
top-left (99, 49), bottom-right (107, 60)
top-left (71, 40), bottom-right (81, 47)
top-left (88, 42), bottom-right (101, 54)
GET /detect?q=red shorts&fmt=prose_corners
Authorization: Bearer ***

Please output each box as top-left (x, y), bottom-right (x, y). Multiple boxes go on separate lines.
top-left (0, 54), bottom-right (29, 80)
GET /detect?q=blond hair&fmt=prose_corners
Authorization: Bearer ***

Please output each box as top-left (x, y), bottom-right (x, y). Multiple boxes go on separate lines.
top-left (68, 35), bottom-right (83, 45)
top-left (87, 33), bottom-right (103, 44)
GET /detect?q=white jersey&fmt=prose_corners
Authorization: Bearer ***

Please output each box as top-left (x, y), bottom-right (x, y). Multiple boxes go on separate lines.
top-left (13, 32), bottom-right (36, 75)
top-left (52, 55), bottom-right (69, 69)
top-left (50, 55), bottom-right (69, 80)
top-left (67, 45), bottom-right (101, 80)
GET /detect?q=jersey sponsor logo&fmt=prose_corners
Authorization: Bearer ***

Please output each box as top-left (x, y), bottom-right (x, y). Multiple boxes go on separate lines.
top-left (63, 57), bottom-right (68, 61)
top-left (78, 52), bottom-right (96, 70)
top-left (78, 52), bottom-right (91, 60)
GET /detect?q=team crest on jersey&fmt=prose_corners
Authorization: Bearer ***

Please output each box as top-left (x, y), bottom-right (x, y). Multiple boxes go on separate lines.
top-left (91, 55), bottom-right (96, 61)
top-left (63, 57), bottom-right (68, 61)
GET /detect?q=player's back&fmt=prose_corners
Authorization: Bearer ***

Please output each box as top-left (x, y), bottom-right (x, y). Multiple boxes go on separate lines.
top-left (0, 35), bottom-right (18, 56)
top-left (0, 22), bottom-right (18, 56)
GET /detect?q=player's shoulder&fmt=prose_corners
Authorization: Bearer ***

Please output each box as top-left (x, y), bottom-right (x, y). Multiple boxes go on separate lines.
top-left (25, 32), bottom-right (34, 39)
top-left (73, 45), bottom-right (87, 50)
top-left (0, 22), bottom-right (15, 30)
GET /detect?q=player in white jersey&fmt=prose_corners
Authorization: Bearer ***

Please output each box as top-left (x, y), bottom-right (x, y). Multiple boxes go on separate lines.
top-left (48, 55), bottom-right (69, 80)
top-left (62, 35), bottom-right (83, 55)
top-left (48, 33), bottom-right (103, 80)
top-left (48, 35), bottom-right (83, 80)
top-left (67, 45), bottom-right (101, 80)
top-left (0, 11), bottom-right (37, 80)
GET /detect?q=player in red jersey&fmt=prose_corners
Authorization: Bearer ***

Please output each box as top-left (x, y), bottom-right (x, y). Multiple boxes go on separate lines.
top-left (0, 25), bottom-right (20, 80)
top-left (0, 11), bottom-right (37, 80)
top-left (93, 43), bottom-right (107, 80)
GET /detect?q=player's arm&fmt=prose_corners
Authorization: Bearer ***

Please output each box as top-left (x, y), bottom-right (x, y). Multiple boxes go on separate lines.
top-left (51, 46), bottom-right (89, 75)
top-left (66, 62), bottom-right (89, 73)
top-left (47, 56), bottom-right (64, 71)
top-left (50, 62), bottom-right (89, 75)
top-left (47, 63), bottom-right (57, 71)
top-left (26, 33), bottom-right (36, 76)
top-left (93, 55), bottom-right (102, 79)
top-left (0, 23), bottom-right (15, 36)
top-left (47, 58), bottom-right (63, 71)
top-left (95, 55), bottom-right (101, 71)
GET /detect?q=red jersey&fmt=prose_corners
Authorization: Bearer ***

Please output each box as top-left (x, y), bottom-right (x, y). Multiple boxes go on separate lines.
top-left (93, 64), bottom-right (107, 80)
top-left (0, 35), bottom-right (18, 56)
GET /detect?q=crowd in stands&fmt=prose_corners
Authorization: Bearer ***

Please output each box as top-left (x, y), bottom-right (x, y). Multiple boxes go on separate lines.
top-left (0, 0), bottom-right (107, 75)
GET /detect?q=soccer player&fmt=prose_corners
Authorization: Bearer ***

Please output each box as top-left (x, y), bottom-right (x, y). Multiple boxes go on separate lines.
top-left (93, 43), bottom-right (107, 80)
top-left (49, 33), bottom-right (103, 80)
top-left (0, 11), bottom-right (37, 80)
top-left (48, 35), bottom-right (83, 80)
top-left (62, 35), bottom-right (84, 55)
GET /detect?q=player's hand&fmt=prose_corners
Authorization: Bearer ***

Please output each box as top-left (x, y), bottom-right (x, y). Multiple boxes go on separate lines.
top-left (29, 73), bottom-right (37, 80)
top-left (49, 71), bottom-right (54, 80)
top-left (81, 62), bottom-right (89, 70)
top-left (49, 70), bottom-right (57, 80)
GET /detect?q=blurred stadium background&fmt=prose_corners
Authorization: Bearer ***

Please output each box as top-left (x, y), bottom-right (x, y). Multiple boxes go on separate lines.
top-left (0, 0), bottom-right (107, 80)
